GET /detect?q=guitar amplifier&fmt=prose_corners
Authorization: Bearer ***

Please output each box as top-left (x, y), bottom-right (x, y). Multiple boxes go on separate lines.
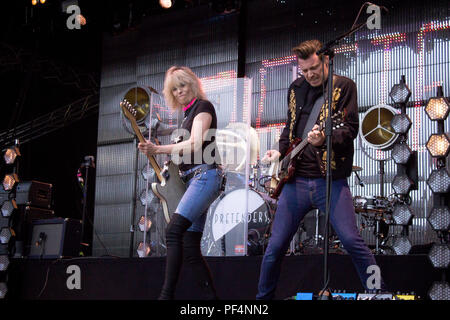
top-left (15, 181), bottom-right (53, 209)
top-left (11, 206), bottom-right (55, 257)
top-left (28, 218), bottom-right (81, 259)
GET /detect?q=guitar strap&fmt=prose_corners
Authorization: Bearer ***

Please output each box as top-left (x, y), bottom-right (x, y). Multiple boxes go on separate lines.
top-left (300, 95), bottom-right (324, 140)
top-left (299, 75), bottom-right (336, 140)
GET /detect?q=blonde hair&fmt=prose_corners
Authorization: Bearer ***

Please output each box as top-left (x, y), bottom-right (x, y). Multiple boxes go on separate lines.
top-left (162, 66), bottom-right (206, 110)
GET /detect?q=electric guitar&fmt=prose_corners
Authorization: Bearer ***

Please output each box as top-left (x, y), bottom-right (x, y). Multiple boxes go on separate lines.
top-left (120, 99), bottom-right (185, 224)
top-left (270, 112), bottom-right (344, 199)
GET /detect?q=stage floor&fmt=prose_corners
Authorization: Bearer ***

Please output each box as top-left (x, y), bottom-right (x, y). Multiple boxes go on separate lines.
top-left (6, 254), bottom-right (447, 300)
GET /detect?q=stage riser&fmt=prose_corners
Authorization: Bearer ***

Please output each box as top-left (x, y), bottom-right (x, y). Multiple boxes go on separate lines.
top-left (6, 254), bottom-right (447, 300)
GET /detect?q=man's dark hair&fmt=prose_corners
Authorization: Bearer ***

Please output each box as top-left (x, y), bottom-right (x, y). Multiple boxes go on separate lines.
top-left (292, 40), bottom-right (324, 60)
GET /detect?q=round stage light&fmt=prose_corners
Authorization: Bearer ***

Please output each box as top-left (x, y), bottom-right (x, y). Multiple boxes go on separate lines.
top-left (389, 81), bottom-right (411, 105)
top-left (2, 174), bottom-right (19, 191)
top-left (141, 164), bottom-right (155, 181)
top-left (392, 203), bottom-right (414, 225)
top-left (428, 206), bottom-right (450, 231)
top-left (0, 255), bottom-right (9, 272)
top-left (392, 142), bottom-right (412, 165)
top-left (426, 133), bottom-right (450, 158)
top-left (139, 189), bottom-right (156, 207)
top-left (391, 235), bottom-right (412, 255)
top-left (428, 281), bottom-right (450, 300)
top-left (138, 215), bottom-right (152, 232)
top-left (31, 0), bottom-right (38, 5)
top-left (428, 243), bottom-right (450, 269)
top-left (0, 282), bottom-right (7, 299)
top-left (392, 173), bottom-right (414, 195)
top-left (391, 113), bottom-right (412, 134)
top-left (160, 0), bottom-right (174, 9)
top-left (0, 228), bottom-right (11, 245)
top-left (427, 168), bottom-right (450, 194)
top-left (3, 147), bottom-right (20, 165)
top-left (1, 200), bottom-right (17, 218)
top-left (137, 241), bottom-right (150, 257)
top-left (425, 97), bottom-right (449, 121)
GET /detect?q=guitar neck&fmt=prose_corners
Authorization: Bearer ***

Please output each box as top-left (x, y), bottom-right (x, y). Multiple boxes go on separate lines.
top-left (288, 123), bottom-right (325, 161)
top-left (130, 117), bottom-right (163, 182)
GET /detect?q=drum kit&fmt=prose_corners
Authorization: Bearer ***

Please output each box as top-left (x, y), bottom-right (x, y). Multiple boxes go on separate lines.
top-left (201, 160), bottom-right (398, 256)
top-left (202, 101), bottom-right (401, 256)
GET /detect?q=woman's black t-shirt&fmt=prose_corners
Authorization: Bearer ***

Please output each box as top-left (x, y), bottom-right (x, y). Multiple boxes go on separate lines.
top-left (177, 99), bottom-right (219, 172)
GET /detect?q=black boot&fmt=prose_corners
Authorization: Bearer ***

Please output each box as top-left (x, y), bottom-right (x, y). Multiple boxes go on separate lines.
top-left (183, 231), bottom-right (218, 300)
top-left (158, 213), bottom-right (192, 300)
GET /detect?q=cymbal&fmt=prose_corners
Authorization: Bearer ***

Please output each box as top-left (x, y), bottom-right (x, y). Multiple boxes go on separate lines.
top-left (352, 165), bottom-right (363, 172)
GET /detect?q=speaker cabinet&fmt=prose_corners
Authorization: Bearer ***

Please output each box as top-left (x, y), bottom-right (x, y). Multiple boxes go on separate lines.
top-left (28, 218), bottom-right (81, 259)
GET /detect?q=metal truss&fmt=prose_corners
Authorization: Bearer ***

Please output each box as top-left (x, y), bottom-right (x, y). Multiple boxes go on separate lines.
top-left (0, 94), bottom-right (99, 149)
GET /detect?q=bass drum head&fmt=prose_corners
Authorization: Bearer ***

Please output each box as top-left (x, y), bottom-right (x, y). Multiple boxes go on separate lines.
top-left (201, 188), bottom-right (271, 256)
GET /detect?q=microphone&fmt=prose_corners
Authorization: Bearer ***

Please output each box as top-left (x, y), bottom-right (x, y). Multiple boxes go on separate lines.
top-left (81, 155), bottom-right (95, 168)
top-left (366, 2), bottom-right (389, 13)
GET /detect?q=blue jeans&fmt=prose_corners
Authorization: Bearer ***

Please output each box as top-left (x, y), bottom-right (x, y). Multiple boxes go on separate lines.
top-left (256, 177), bottom-right (384, 300)
top-left (175, 167), bottom-right (223, 233)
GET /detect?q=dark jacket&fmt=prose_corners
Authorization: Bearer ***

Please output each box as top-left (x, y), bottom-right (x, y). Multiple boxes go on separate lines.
top-left (278, 75), bottom-right (359, 180)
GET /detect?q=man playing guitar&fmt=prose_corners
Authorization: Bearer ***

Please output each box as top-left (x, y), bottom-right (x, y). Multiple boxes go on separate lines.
top-left (256, 40), bottom-right (386, 300)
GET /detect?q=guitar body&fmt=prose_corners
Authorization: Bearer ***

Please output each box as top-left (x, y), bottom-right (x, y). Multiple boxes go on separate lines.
top-left (271, 138), bottom-right (303, 200)
top-left (151, 161), bottom-right (186, 224)
top-left (269, 112), bottom-right (344, 200)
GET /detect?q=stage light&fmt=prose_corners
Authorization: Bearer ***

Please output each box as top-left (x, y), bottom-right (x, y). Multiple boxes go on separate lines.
top-left (31, 0), bottom-right (38, 5)
top-left (392, 142), bottom-right (412, 165)
top-left (0, 228), bottom-right (11, 245)
top-left (77, 14), bottom-right (86, 26)
top-left (1, 200), bottom-right (17, 218)
top-left (159, 0), bottom-right (174, 9)
top-left (0, 282), bottom-right (7, 299)
top-left (391, 235), bottom-right (412, 255)
top-left (428, 206), bottom-right (450, 231)
top-left (425, 97), bottom-right (449, 121)
top-left (392, 203), bottom-right (413, 225)
top-left (40, 0), bottom-right (46, 4)
top-left (141, 164), bottom-right (155, 181)
top-left (139, 189), bottom-right (156, 207)
top-left (0, 255), bottom-right (9, 272)
top-left (137, 241), bottom-right (150, 257)
top-left (426, 133), bottom-right (450, 158)
top-left (389, 78), bottom-right (411, 105)
top-left (390, 113), bottom-right (412, 134)
top-left (428, 281), bottom-right (450, 300)
top-left (427, 168), bottom-right (450, 194)
top-left (428, 244), bottom-right (450, 269)
top-left (392, 173), bottom-right (414, 195)
top-left (138, 215), bottom-right (152, 232)
top-left (3, 146), bottom-right (20, 165)
top-left (2, 174), bottom-right (19, 191)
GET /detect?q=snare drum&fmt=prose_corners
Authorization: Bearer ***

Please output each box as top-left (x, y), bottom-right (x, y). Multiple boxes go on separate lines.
top-left (353, 196), bottom-right (389, 215)
top-left (201, 188), bottom-right (271, 256)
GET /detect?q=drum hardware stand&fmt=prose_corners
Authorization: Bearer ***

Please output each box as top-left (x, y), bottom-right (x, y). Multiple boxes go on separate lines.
top-left (374, 212), bottom-right (384, 254)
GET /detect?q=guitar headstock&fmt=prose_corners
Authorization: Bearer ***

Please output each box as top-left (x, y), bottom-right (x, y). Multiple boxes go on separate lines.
top-left (120, 99), bottom-right (138, 123)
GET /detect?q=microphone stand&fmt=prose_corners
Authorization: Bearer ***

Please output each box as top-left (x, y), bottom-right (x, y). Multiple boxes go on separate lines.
top-left (80, 156), bottom-right (95, 255)
top-left (317, 20), bottom-right (368, 300)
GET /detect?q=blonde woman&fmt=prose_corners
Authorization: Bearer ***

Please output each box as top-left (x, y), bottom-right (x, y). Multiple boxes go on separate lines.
top-left (138, 66), bottom-right (222, 300)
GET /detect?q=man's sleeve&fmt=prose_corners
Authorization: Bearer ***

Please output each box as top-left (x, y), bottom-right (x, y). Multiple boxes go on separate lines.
top-left (276, 86), bottom-right (294, 158)
top-left (331, 79), bottom-right (359, 154)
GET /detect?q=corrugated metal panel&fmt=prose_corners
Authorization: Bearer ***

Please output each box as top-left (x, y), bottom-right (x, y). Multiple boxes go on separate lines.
top-left (97, 112), bottom-right (134, 144)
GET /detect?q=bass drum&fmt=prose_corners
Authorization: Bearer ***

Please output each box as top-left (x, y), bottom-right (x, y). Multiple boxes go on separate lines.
top-left (201, 188), bottom-right (272, 256)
